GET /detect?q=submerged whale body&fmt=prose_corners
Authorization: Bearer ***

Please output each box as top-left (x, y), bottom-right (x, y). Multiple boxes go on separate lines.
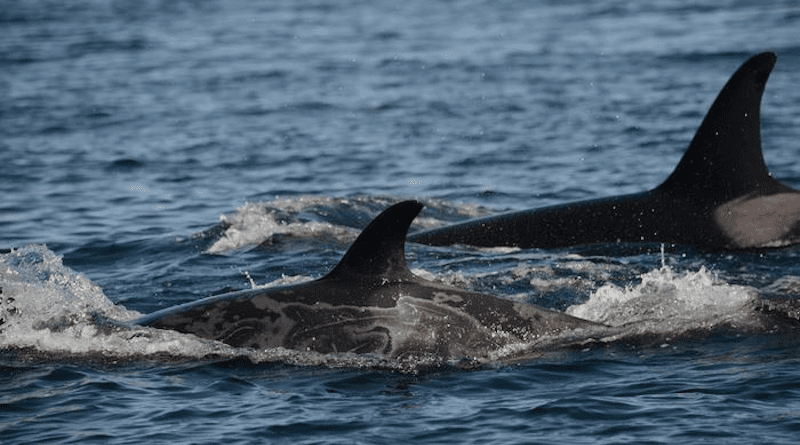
top-left (408, 52), bottom-right (800, 251)
top-left (137, 201), bottom-right (603, 359)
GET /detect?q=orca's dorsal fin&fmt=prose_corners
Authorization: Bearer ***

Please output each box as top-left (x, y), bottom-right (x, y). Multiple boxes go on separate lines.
top-left (658, 52), bottom-right (784, 202)
top-left (324, 200), bottom-right (422, 282)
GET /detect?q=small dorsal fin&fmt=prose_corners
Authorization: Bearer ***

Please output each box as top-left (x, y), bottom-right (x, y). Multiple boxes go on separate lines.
top-left (658, 52), bottom-right (782, 201)
top-left (324, 201), bottom-right (423, 282)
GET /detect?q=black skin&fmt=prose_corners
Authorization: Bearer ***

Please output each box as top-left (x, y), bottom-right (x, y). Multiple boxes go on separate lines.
top-left (408, 52), bottom-right (800, 251)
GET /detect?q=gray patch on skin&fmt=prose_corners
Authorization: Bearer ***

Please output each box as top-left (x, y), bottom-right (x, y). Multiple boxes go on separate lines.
top-left (715, 193), bottom-right (800, 248)
top-left (273, 295), bottom-right (514, 358)
top-left (431, 291), bottom-right (465, 305)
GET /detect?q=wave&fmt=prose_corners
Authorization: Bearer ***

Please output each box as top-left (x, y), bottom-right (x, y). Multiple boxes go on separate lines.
top-left (204, 195), bottom-right (493, 254)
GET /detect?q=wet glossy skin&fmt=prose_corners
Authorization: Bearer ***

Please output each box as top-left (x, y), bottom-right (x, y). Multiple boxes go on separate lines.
top-left (409, 53), bottom-right (800, 251)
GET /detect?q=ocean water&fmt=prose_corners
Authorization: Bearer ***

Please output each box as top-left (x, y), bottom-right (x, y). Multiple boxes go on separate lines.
top-left (3, 0), bottom-right (800, 443)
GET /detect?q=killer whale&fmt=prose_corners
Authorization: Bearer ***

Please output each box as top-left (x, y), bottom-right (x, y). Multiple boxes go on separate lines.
top-left (408, 52), bottom-right (800, 251)
top-left (136, 201), bottom-right (604, 359)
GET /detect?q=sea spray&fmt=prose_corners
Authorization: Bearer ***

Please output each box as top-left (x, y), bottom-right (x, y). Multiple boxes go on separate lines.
top-left (206, 201), bottom-right (354, 254)
top-left (0, 245), bottom-right (228, 357)
top-left (566, 265), bottom-right (758, 332)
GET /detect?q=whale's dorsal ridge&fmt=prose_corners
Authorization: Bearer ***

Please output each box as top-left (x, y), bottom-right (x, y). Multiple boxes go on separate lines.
top-left (406, 52), bottom-right (799, 251)
top-left (324, 200), bottom-right (422, 282)
top-left (658, 51), bottom-right (780, 201)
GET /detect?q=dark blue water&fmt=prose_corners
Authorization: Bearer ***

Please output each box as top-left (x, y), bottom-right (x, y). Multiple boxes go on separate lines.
top-left (3, 0), bottom-right (800, 443)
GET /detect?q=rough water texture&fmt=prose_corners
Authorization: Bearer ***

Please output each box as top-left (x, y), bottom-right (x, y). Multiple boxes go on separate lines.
top-left (3, 0), bottom-right (800, 443)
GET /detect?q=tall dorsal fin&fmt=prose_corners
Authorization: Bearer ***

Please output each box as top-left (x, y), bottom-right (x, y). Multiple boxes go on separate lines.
top-left (658, 52), bottom-right (782, 201)
top-left (324, 201), bottom-right (422, 282)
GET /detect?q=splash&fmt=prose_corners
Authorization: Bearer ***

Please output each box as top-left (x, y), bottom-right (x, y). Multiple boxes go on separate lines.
top-left (565, 265), bottom-right (759, 334)
top-left (0, 245), bottom-right (231, 358)
top-left (205, 195), bottom-right (497, 254)
top-left (0, 245), bottom-right (135, 325)
top-left (206, 201), bottom-right (354, 254)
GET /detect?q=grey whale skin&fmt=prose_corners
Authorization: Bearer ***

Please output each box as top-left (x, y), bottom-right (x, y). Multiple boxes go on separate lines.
top-left (137, 201), bottom-right (603, 359)
top-left (408, 52), bottom-right (800, 251)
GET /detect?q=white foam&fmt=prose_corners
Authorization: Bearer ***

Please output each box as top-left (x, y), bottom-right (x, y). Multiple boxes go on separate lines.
top-left (248, 273), bottom-right (316, 289)
top-left (0, 245), bottom-right (137, 324)
top-left (565, 265), bottom-right (759, 332)
top-left (205, 195), bottom-right (501, 254)
top-left (501, 260), bottom-right (623, 293)
top-left (206, 201), bottom-right (355, 254)
top-left (0, 245), bottom-right (232, 358)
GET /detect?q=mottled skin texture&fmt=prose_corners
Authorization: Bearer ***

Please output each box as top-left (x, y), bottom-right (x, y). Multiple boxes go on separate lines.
top-left (408, 52), bottom-right (800, 251)
top-left (137, 202), bottom-right (604, 359)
